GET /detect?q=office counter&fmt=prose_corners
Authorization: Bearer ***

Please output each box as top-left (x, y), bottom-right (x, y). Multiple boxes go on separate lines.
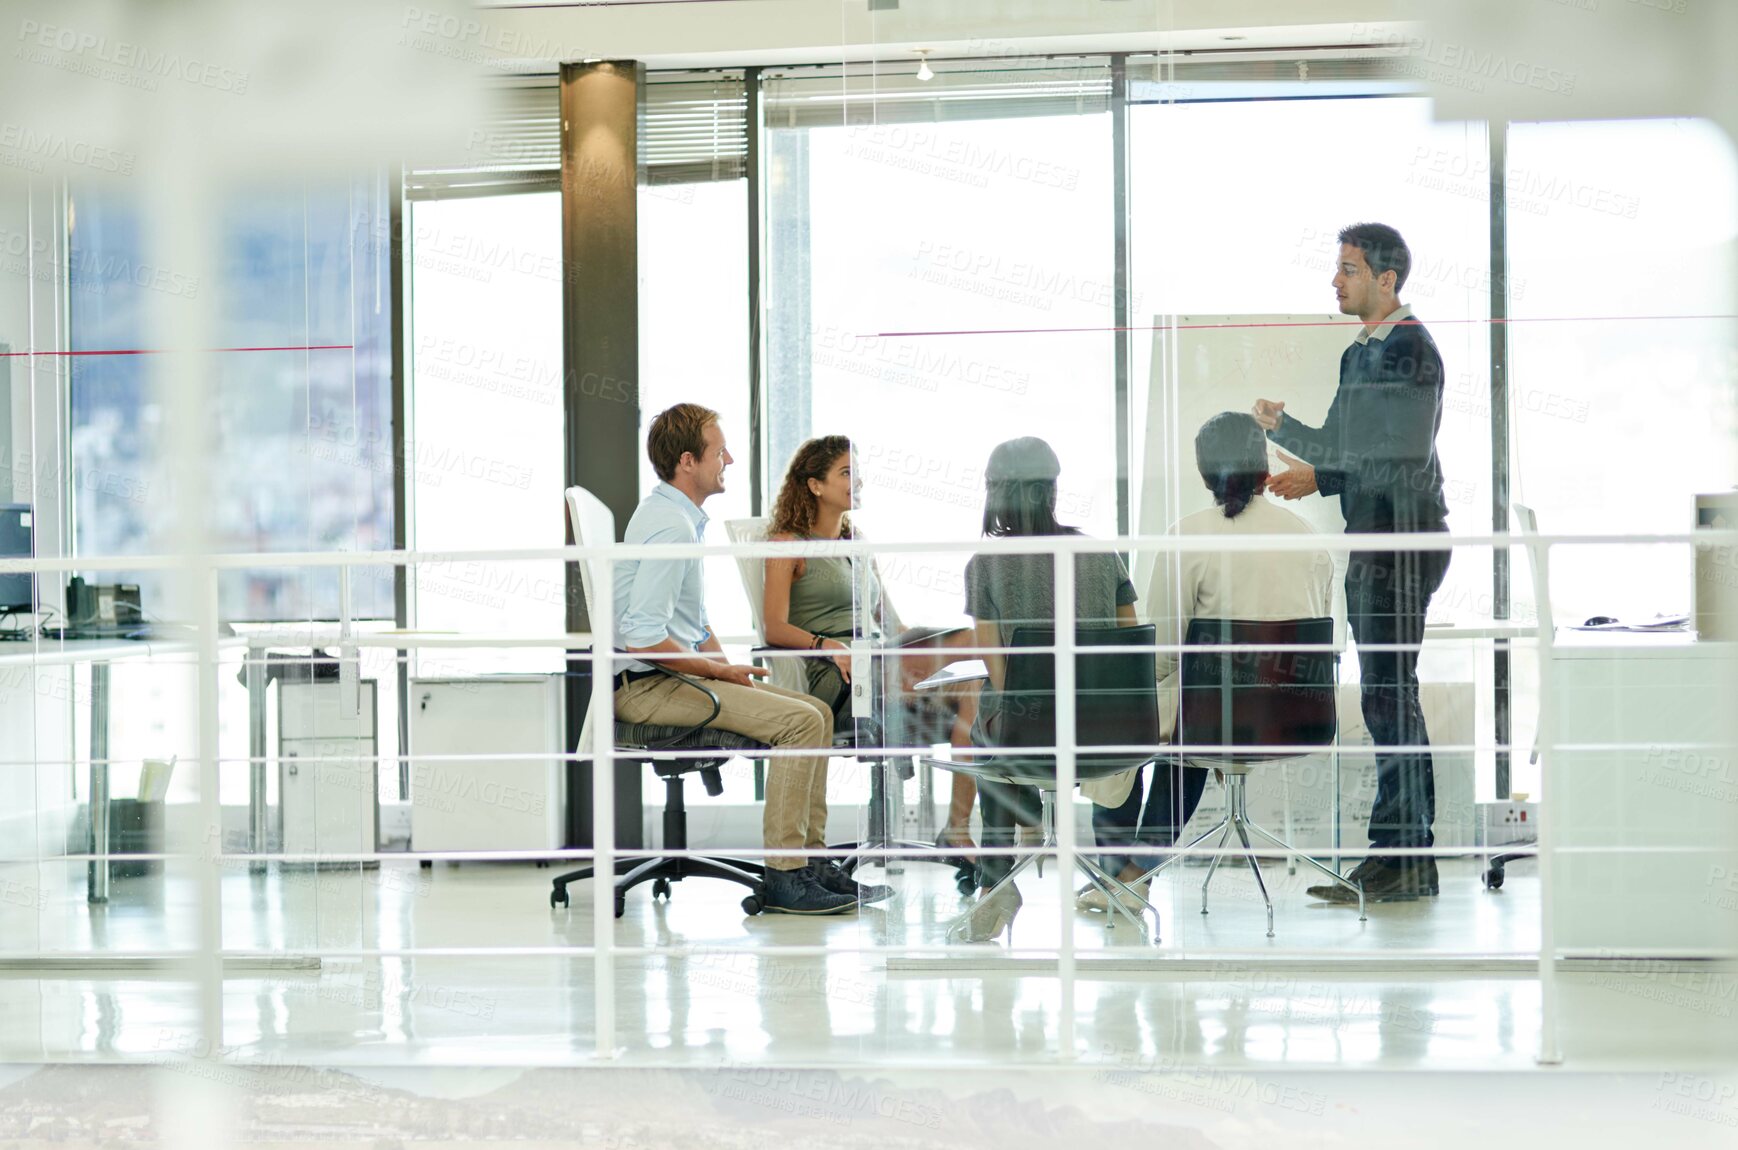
top-left (1548, 630), bottom-right (1738, 954)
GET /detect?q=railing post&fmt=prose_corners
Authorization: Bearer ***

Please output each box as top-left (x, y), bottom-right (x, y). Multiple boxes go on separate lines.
top-left (197, 562), bottom-right (224, 1057)
top-left (1053, 547), bottom-right (1077, 1060)
top-left (589, 548), bottom-right (618, 1059)
top-left (1530, 538), bottom-right (1563, 1065)
top-left (246, 643), bottom-right (268, 867)
top-left (87, 663), bottom-right (110, 905)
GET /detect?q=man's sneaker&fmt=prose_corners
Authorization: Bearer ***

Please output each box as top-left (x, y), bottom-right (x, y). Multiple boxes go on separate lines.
top-left (1307, 856), bottom-right (1439, 904)
top-left (761, 866), bottom-right (859, 915)
top-left (811, 860), bottom-right (893, 905)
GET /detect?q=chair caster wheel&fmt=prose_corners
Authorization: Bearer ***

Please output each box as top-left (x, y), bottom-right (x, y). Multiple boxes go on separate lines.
top-left (741, 883), bottom-right (766, 915)
top-left (535, 860), bottom-right (548, 869)
top-left (550, 887), bottom-right (568, 909)
top-left (955, 873), bottom-right (976, 898)
top-left (420, 860), bottom-right (432, 869)
top-left (612, 893), bottom-right (627, 918)
top-left (1483, 867), bottom-right (1505, 890)
top-left (652, 877), bottom-right (672, 900)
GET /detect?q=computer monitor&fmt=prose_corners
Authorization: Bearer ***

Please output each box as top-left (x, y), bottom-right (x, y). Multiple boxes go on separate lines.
top-left (0, 503), bottom-right (35, 614)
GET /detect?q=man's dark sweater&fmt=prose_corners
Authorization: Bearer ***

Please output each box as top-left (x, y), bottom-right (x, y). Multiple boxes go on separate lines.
top-left (1267, 310), bottom-right (1448, 533)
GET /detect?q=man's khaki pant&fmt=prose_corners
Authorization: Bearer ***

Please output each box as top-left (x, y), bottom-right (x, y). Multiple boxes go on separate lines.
top-left (614, 675), bottom-right (833, 871)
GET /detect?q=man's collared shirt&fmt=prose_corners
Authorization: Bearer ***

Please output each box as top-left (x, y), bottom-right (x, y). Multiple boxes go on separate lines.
top-left (614, 482), bottom-right (711, 673)
top-left (1267, 301), bottom-right (1447, 532)
top-left (1354, 303), bottom-right (1414, 346)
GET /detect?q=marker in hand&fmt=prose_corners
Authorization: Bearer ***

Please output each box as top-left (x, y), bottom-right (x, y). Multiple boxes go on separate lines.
top-left (1252, 398), bottom-right (1286, 431)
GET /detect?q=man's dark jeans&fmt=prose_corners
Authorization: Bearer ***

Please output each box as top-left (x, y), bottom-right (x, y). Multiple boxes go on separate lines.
top-left (1091, 758), bottom-right (1210, 877)
top-left (1346, 544), bottom-right (1451, 854)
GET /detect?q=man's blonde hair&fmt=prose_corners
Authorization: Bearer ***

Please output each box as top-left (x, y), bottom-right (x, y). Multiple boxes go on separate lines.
top-left (646, 403), bottom-right (720, 482)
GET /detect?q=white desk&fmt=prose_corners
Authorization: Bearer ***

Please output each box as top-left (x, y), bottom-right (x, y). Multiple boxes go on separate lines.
top-left (0, 635), bottom-right (247, 904)
top-left (1548, 630), bottom-right (1738, 954)
top-left (240, 630), bottom-right (593, 861)
top-left (7, 631), bottom-right (601, 903)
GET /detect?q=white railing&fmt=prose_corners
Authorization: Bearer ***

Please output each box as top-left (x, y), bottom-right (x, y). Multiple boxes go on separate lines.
top-left (2, 524), bottom-right (1734, 1067)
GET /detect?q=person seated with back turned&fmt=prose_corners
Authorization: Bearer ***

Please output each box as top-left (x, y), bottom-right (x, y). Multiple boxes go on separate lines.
top-left (611, 403), bottom-right (888, 915)
top-left (760, 435), bottom-right (983, 865)
top-left (960, 436), bottom-right (1139, 943)
top-left (1081, 412), bottom-right (1334, 910)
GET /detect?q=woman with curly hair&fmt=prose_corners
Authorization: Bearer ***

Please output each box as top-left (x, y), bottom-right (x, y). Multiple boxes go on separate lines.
top-left (762, 435), bottom-right (982, 860)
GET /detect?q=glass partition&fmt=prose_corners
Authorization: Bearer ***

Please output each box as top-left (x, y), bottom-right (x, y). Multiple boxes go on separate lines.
top-left (2, 3), bottom-right (1736, 1100)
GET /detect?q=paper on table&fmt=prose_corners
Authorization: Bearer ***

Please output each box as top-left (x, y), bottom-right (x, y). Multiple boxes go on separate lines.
top-left (1569, 613), bottom-right (1690, 632)
top-left (138, 757), bottom-right (176, 803)
top-left (913, 659), bottom-right (988, 691)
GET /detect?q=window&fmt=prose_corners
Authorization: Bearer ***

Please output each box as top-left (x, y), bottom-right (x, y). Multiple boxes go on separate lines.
top-left (638, 176), bottom-right (753, 645)
top-left (1506, 117), bottom-right (1738, 623)
top-left (406, 190), bottom-right (565, 672)
top-left (1128, 95), bottom-right (1493, 622)
top-left (765, 63), bottom-right (1117, 627)
top-left (69, 179), bottom-right (394, 621)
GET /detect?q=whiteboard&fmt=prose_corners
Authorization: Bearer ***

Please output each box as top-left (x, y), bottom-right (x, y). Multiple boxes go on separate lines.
top-left (1132, 314), bottom-right (1353, 634)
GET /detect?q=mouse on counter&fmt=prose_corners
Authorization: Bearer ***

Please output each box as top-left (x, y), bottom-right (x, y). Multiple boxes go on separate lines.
top-left (1583, 615), bottom-right (1617, 626)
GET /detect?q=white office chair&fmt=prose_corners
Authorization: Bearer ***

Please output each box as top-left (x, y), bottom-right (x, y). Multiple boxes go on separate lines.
top-left (550, 486), bottom-right (772, 917)
top-left (722, 516), bottom-right (812, 696)
top-left (724, 515), bottom-right (970, 884)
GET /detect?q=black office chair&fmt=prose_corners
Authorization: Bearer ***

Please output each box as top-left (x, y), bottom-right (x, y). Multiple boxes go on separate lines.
top-left (549, 666), bottom-right (772, 916)
top-left (1136, 617), bottom-right (1364, 936)
top-left (924, 624), bottom-right (1163, 938)
top-left (554, 485), bottom-right (774, 918)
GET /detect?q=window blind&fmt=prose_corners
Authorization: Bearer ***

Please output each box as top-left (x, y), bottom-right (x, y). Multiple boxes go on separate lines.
top-left (405, 73), bottom-right (746, 201)
top-left (763, 59), bottom-right (1113, 129)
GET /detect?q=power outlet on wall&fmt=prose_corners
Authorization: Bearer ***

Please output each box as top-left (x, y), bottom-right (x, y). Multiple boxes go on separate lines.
top-left (1478, 801), bottom-right (1540, 848)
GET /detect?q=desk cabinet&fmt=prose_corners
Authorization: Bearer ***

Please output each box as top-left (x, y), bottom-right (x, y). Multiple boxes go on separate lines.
top-left (408, 676), bottom-right (565, 853)
top-left (278, 681), bottom-right (379, 861)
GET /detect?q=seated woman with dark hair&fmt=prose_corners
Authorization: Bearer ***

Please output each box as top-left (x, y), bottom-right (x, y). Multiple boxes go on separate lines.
top-left (961, 436), bottom-right (1140, 942)
top-left (1079, 411), bottom-right (1334, 912)
top-left (761, 435), bottom-right (982, 859)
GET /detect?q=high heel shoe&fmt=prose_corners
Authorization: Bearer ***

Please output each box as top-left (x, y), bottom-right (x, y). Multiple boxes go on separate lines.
top-left (959, 882), bottom-right (1023, 943)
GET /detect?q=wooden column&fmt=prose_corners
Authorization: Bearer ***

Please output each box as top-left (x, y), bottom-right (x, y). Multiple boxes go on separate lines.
top-left (561, 60), bottom-right (646, 849)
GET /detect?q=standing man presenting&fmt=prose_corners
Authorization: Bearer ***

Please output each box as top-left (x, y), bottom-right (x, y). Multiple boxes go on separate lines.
top-left (1253, 222), bottom-right (1451, 903)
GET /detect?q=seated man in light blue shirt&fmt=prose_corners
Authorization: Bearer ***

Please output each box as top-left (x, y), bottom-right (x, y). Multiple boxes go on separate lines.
top-left (612, 403), bottom-right (888, 915)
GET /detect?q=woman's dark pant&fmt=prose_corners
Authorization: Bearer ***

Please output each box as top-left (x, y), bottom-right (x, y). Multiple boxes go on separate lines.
top-left (1091, 758), bottom-right (1210, 877)
top-left (974, 778), bottom-right (1043, 888)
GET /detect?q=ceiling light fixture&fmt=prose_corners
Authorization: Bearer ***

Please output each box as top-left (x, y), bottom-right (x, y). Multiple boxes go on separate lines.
top-left (914, 49), bottom-right (934, 82)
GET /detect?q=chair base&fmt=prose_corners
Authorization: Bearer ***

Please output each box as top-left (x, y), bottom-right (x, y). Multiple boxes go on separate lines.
top-left (1135, 771), bottom-right (1365, 937)
top-left (945, 791), bottom-right (1157, 943)
top-left (550, 766), bottom-right (763, 919)
top-left (1483, 844), bottom-right (1534, 890)
top-left (550, 854), bottom-right (763, 917)
top-left (835, 755), bottom-right (971, 892)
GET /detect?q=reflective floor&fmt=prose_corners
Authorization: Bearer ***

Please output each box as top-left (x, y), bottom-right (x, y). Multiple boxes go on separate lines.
top-left (0, 855), bottom-right (1732, 1070)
